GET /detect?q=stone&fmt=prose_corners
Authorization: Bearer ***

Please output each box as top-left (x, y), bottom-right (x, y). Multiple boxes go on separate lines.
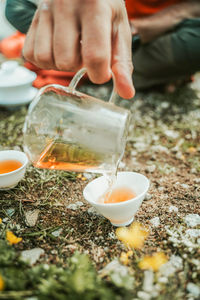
top-left (83, 173), bottom-right (94, 179)
top-left (67, 204), bottom-right (78, 210)
top-left (137, 291), bottom-right (151, 300)
top-left (67, 201), bottom-right (83, 210)
top-left (181, 183), bottom-right (189, 189)
top-left (194, 178), bottom-right (200, 183)
top-left (187, 283), bottom-right (200, 298)
top-left (186, 229), bottom-right (200, 238)
top-left (150, 217), bottom-right (160, 228)
top-left (165, 130), bottom-right (179, 139)
top-left (170, 255), bottom-right (183, 270)
top-left (146, 165), bottom-right (156, 173)
top-left (151, 145), bottom-right (169, 153)
top-left (25, 209), bottom-right (40, 227)
top-left (51, 228), bottom-right (63, 237)
top-left (75, 201), bottom-right (84, 207)
top-left (184, 214), bottom-right (200, 227)
top-left (134, 142), bottom-right (148, 151)
top-left (158, 277), bottom-right (168, 284)
top-left (143, 270), bottom-right (154, 292)
top-left (119, 161), bottom-right (126, 168)
top-left (145, 193), bottom-right (152, 201)
top-left (168, 206), bottom-right (178, 213)
top-left (21, 248), bottom-right (44, 265)
top-left (87, 207), bottom-right (101, 216)
top-left (6, 208), bottom-right (15, 217)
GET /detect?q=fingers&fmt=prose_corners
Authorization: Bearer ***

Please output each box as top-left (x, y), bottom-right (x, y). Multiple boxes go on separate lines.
top-left (23, 9), bottom-right (39, 62)
top-left (23, 0), bottom-right (135, 100)
top-left (23, 1), bottom-right (54, 69)
top-left (34, 1), bottom-right (54, 69)
top-left (81, 2), bottom-right (112, 83)
top-left (52, 1), bottom-right (81, 71)
top-left (112, 10), bottom-right (135, 99)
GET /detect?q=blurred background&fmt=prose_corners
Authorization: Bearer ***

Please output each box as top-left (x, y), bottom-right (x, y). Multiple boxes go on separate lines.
top-left (0, 1), bottom-right (15, 40)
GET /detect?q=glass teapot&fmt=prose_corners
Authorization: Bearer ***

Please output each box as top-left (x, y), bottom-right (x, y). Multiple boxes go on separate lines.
top-left (23, 68), bottom-right (131, 174)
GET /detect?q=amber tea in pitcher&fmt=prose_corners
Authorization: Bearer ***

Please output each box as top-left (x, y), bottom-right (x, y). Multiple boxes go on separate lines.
top-left (23, 68), bottom-right (131, 174)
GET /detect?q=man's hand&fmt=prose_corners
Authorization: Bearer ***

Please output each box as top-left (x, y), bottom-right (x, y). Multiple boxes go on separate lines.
top-left (23, 0), bottom-right (135, 99)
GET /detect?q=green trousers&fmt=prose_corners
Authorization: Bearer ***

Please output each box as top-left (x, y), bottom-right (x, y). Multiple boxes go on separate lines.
top-left (133, 18), bottom-right (200, 89)
top-left (5, 0), bottom-right (200, 90)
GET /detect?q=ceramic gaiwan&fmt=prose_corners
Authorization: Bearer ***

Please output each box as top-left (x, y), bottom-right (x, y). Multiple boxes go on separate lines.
top-left (83, 172), bottom-right (150, 227)
top-left (0, 150), bottom-right (28, 190)
top-left (0, 60), bottom-right (37, 107)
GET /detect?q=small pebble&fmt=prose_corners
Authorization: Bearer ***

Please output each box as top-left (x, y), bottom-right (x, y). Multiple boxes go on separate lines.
top-left (184, 214), bottom-right (200, 227)
top-left (187, 283), bottom-right (200, 298)
top-left (191, 168), bottom-right (197, 174)
top-left (6, 208), bottom-right (15, 217)
top-left (186, 229), bottom-right (200, 238)
top-left (67, 204), bottom-right (79, 210)
top-left (83, 173), bottom-right (93, 179)
top-left (137, 291), bottom-right (151, 300)
top-left (75, 201), bottom-right (84, 207)
top-left (51, 228), bottom-right (62, 237)
top-left (151, 145), bottom-right (169, 153)
top-left (67, 201), bottom-right (83, 210)
top-left (158, 277), bottom-right (168, 284)
top-left (194, 178), bottom-right (200, 183)
top-left (150, 217), bottom-right (160, 228)
top-left (21, 248), bottom-right (44, 266)
top-left (168, 206), bottom-right (178, 213)
top-left (119, 161), bottom-right (126, 168)
top-left (145, 193), bottom-right (152, 201)
top-left (165, 130), bottom-right (179, 139)
top-left (87, 207), bottom-right (100, 216)
top-left (146, 165), bottom-right (156, 173)
top-left (181, 183), bottom-right (189, 189)
top-left (158, 186), bottom-right (164, 192)
top-left (25, 209), bottom-right (40, 227)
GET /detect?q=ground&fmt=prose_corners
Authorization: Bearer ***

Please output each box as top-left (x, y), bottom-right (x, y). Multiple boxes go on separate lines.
top-left (0, 60), bottom-right (200, 299)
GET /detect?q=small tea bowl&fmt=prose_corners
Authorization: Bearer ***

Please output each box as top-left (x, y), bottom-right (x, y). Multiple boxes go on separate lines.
top-left (0, 150), bottom-right (28, 190)
top-left (83, 172), bottom-right (150, 227)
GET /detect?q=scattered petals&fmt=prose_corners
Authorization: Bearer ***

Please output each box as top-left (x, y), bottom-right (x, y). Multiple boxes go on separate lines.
top-left (6, 231), bottom-right (22, 245)
top-left (0, 275), bottom-right (4, 291)
top-left (187, 147), bottom-right (197, 154)
top-left (139, 252), bottom-right (168, 272)
top-left (120, 250), bottom-right (133, 265)
top-left (116, 222), bottom-right (149, 249)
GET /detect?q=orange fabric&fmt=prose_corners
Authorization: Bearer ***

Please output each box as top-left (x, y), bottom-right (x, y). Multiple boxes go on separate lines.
top-left (126, 0), bottom-right (182, 19)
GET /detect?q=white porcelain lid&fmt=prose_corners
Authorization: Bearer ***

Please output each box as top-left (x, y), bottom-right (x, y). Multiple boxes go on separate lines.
top-left (0, 61), bottom-right (36, 87)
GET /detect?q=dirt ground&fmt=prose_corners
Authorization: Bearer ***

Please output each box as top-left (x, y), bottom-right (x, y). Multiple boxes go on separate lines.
top-left (0, 62), bottom-right (200, 299)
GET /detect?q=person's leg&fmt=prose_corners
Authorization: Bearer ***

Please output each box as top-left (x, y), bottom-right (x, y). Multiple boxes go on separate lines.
top-left (133, 18), bottom-right (200, 90)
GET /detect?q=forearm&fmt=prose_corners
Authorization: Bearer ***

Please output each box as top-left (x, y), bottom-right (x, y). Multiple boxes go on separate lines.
top-left (131, 0), bottom-right (200, 43)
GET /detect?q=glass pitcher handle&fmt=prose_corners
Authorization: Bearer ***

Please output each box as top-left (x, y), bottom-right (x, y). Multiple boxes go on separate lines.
top-left (68, 68), bottom-right (117, 104)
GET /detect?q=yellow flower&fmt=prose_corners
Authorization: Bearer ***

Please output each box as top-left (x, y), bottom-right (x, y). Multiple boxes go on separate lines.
top-left (81, 177), bottom-right (87, 181)
top-left (77, 174), bottom-right (82, 179)
top-left (6, 231), bottom-right (22, 245)
top-left (0, 218), bottom-right (2, 225)
top-left (120, 250), bottom-right (133, 265)
top-left (139, 252), bottom-right (168, 272)
top-left (116, 222), bottom-right (149, 249)
top-left (0, 275), bottom-right (4, 291)
top-left (187, 147), bottom-right (197, 154)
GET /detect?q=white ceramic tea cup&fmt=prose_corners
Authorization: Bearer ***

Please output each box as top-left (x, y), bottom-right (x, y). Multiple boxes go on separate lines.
top-left (0, 150), bottom-right (28, 190)
top-left (83, 172), bottom-right (150, 227)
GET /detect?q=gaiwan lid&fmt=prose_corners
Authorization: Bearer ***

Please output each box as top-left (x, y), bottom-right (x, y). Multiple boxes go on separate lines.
top-left (0, 61), bottom-right (36, 87)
